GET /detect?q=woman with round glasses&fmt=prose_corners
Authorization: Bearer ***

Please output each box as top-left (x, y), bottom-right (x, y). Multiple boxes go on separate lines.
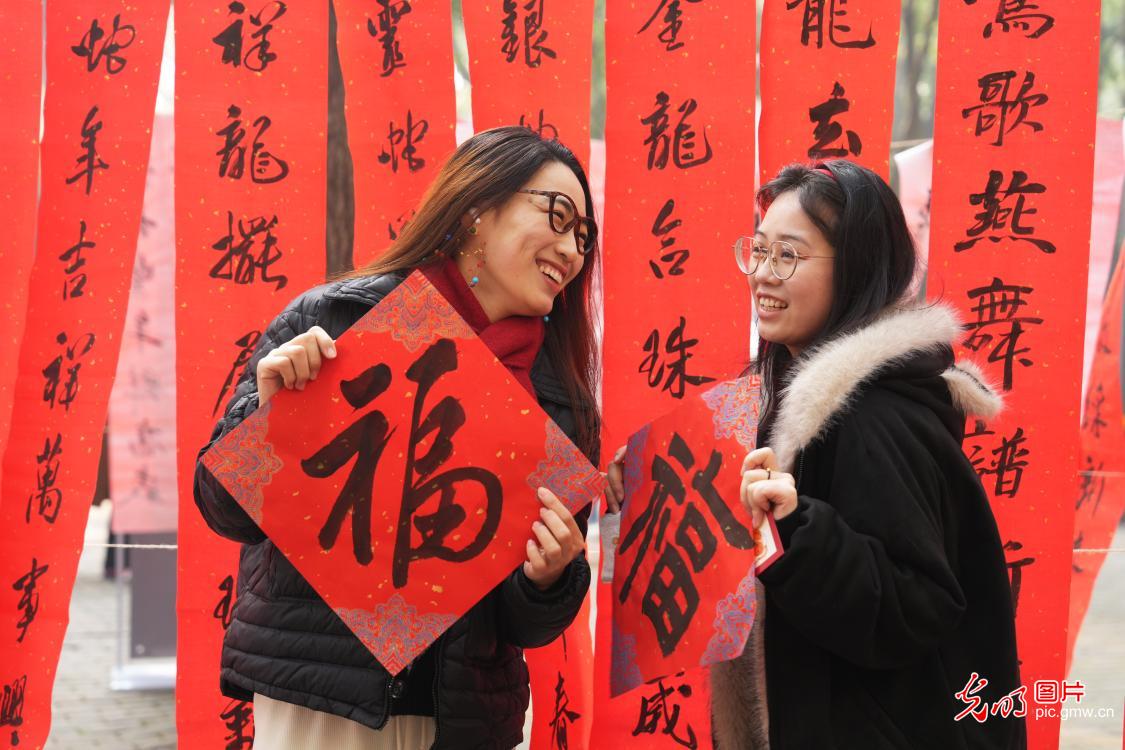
top-left (718, 160), bottom-right (1025, 749)
top-left (607, 160), bottom-right (1025, 749)
top-left (194, 127), bottom-right (600, 750)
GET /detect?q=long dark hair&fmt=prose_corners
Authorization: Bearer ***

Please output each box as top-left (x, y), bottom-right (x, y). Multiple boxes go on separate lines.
top-left (753, 159), bottom-right (917, 434)
top-left (346, 126), bottom-right (601, 461)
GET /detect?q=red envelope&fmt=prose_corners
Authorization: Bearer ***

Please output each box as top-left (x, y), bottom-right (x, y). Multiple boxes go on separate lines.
top-left (202, 272), bottom-right (605, 674)
top-left (610, 376), bottom-right (782, 696)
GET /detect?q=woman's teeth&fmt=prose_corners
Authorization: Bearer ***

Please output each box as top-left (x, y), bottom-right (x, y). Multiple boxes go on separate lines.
top-left (758, 297), bottom-right (788, 310)
top-left (538, 263), bottom-right (563, 283)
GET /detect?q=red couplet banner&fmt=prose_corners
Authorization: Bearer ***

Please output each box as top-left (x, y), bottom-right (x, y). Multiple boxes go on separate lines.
top-left (0, 1), bottom-right (42, 456)
top-left (461, 0), bottom-right (593, 166)
top-left (0, 1), bottom-right (168, 746)
top-left (175, 2), bottom-right (327, 747)
top-left (334, 0), bottom-right (457, 267)
top-left (759, 0), bottom-right (901, 183)
top-left (599, 3), bottom-right (756, 746)
top-left (109, 113), bottom-right (178, 535)
top-left (927, 3), bottom-right (1099, 747)
top-left (1067, 246), bottom-right (1125, 670)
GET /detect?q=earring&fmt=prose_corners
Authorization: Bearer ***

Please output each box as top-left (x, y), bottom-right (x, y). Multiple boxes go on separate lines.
top-left (467, 216), bottom-right (481, 235)
top-left (460, 242), bottom-right (485, 287)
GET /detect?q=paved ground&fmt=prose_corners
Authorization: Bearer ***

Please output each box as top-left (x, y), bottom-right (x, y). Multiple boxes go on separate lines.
top-left (45, 506), bottom-right (1124, 749)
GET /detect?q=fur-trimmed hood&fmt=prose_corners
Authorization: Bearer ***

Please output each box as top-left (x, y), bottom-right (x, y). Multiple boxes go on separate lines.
top-left (771, 303), bottom-right (1003, 473)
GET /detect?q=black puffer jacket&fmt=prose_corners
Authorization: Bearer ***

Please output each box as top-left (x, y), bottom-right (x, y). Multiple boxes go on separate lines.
top-left (711, 304), bottom-right (1025, 750)
top-left (194, 273), bottom-right (596, 750)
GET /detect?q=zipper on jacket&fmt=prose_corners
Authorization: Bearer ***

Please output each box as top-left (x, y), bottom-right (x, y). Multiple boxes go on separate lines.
top-left (428, 638), bottom-right (444, 749)
top-left (796, 451), bottom-right (805, 487)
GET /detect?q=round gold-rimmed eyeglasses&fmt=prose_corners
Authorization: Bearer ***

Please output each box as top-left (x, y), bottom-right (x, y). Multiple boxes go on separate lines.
top-left (733, 237), bottom-right (832, 280)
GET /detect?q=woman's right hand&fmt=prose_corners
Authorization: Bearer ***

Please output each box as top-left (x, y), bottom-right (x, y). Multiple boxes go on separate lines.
top-left (256, 325), bottom-right (337, 407)
top-left (604, 444), bottom-right (627, 513)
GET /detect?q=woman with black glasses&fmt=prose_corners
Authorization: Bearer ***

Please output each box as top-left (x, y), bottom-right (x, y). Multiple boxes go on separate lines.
top-left (194, 127), bottom-right (601, 750)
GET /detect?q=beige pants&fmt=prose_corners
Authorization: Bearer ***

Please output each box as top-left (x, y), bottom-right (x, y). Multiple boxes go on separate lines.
top-left (253, 693), bottom-right (437, 750)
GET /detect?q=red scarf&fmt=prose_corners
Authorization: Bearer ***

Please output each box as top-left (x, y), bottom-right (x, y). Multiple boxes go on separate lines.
top-left (422, 258), bottom-right (546, 395)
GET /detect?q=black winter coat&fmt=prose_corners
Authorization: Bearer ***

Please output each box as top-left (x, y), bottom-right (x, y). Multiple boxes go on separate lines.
top-left (194, 273), bottom-right (595, 750)
top-left (711, 304), bottom-right (1026, 750)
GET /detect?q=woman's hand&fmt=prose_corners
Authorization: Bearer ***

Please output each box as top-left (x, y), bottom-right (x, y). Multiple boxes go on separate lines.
top-left (604, 444), bottom-right (627, 513)
top-left (740, 447), bottom-right (798, 528)
top-left (523, 487), bottom-right (586, 591)
top-left (256, 326), bottom-right (337, 407)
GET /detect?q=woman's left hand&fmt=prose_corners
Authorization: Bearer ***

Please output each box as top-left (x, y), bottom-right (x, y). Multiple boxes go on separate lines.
top-left (524, 487), bottom-right (586, 591)
top-left (740, 447), bottom-right (799, 528)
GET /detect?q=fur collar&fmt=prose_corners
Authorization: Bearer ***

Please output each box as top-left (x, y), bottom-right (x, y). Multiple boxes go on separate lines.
top-left (771, 303), bottom-right (1003, 473)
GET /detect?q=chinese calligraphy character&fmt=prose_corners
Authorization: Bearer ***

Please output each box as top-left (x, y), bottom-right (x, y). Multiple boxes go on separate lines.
top-left (977, 426), bottom-right (1030, 498)
top-left (961, 70), bottom-right (1047, 147)
top-left (501, 0), bottom-right (557, 68)
top-left (519, 109), bottom-right (559, 140)
top-left (955, 170), bottom-right (1055, 254)
top-left (962, 0), bottom-right (1054, 39)
top-left (619, 433), bottom-right (754, 654)
top-left (785, 0), bottom-right (874, 49)
top-left (1076, 455), bottom-right (1106, 513)
top-left (0, 675), bottom-right (26, 746)
top-left (638, 0), bottom-right (703, 52)
top-left (213, 1), bottom-right (287, 71)
top-left (27, 434), bottom-right (63, 525)
top-left (131, 311), bottom-right (163, 349)
top-left (71, 15), bottom-right (136, 74)
top-left (632, 676), bottom-right (698, 748)
top-left (648, 199), bottom-right (690, 279)
top-left (369, 0), bottom-right (412, 77)
top-left (301, 339), bottom-right (504, 585)
top-left (42, 331), bottom-right (96, 412)
top-left (220, 698), bottom-right (254, 749)
top-left (214, 330), bottom-right (263, 417)
top-left (808, 82), bottom-right (862, 159)
top-left (378, 111), bottom-right (428, 173)
top-left (1002, 539), bottom-right (1034, 615)
top-left (639, 317), bottom-right (716, 398)
top-left (642, 92), bottom-right (713, 171)
top-left (12, 558), bottom-right (49, 644)
top-left (129, 419), bottom-right (161, 458)
top-left (1081, 384), bottom-right (1106, 438)
top-left (66, 106), bottom-right (109, 195)
top-left (211, 212), bottom-right (289, 291)
top-left (214, 574), bottom-right (236, 630)
top-left (216, 105), bottom-right (290, 184)
top-left (963, 277), bottom-right (1042, 390)
top-left (549, 672), bottom-right (581, 749)
top-left (60, 220), bottom-right (95, 300)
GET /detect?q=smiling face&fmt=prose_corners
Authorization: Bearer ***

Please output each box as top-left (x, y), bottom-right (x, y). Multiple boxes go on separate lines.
top-left (749, 190), bottom-right (837, 357)
top-left (457, 160), bottom-right (590, 322)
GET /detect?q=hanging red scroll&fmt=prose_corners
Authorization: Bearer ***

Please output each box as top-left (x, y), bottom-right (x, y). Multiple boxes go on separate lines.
top-left (334, 0), bottom-right (457, 266)
top-left (598, 3), bottom-right (756, 746)
top-left (525, 596), bottom-right (595, 750)
top-left (175, 2), bottom-right (327, 747)
top-left (109, 113), bottom-right (177, 534)
top-left (461, 0), bottom-right (593, 165)
top-left (0, 1), bottom-right (168, 746)
top-left (927, 3), bottom-right (1099, 748)
top-left (1067, 245), bottom-right (1125, 671)
top-left (0, 1), bottom-right (42, 455)
top-left (759, 0), bottom-right (901, 184)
